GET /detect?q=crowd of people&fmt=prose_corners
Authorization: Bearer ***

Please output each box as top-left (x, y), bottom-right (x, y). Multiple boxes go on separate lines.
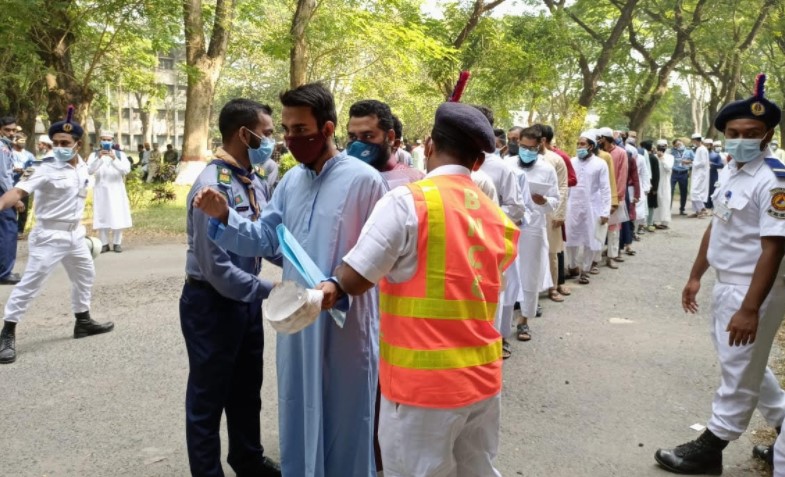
top-left (0, 73), bottom-right (784, 477)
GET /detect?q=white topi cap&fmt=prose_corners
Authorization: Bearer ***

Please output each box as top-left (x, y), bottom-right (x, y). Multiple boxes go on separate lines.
top-left (38, 135), bottom-right (53, 145)
top-left (656, 139), bottom-right (669, 146)
top-left (691, 133), bottom-right (702, 140)
top-left (597, 127), bottom-right (614, 139)
top-left (99, 130), bottom-right (114, 138)
top-left (263, 281), bottom-right (324, 334)
top-left (702, 138), bottom-right (714, 145)
top-left (579, 130), bottom-right (597, 144)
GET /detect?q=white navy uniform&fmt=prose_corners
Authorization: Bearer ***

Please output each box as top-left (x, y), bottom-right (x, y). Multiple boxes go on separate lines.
top-left (4, 158), bottom-right (94, 322)
top-left (704, 154), bottom-right (785, 442)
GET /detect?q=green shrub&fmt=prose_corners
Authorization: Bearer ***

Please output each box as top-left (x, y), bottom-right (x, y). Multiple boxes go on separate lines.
top-left (278, 153), bottom-right (298, 177)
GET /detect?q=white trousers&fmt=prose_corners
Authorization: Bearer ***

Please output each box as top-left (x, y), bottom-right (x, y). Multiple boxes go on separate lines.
top-left (4, 226), bottom-right (94, 323)
top-left (98, 228), bottom-right (123, 246)
top-left (706, 280), bottom-right (785, 441)
top-left (516, 227), bottom-right (547, 318)
top-left (379, 394), bottom-right (501, 477)
top-left (692, 200), bottom-right (705, 213)
top-left (566, 246), bottom-right (593, 273)
top-left (606, 229), bottom-right (620, 258)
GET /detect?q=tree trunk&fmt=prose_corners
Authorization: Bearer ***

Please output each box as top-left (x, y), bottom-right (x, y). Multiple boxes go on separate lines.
top-left (290, 0), bottom-right (317, 88)
top-left (181, 64), bottom-right (216, 161)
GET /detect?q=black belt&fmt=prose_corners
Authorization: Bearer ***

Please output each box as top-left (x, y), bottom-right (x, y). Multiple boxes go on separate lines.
top-left (185, 275), bottom-right (215, 291)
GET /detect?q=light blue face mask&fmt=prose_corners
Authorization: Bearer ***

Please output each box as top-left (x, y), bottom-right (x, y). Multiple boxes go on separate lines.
top-left (53, 146), bottom-right (76, 162)
top-left (725, 138), bottom-right (765, 164)
top-left (518, 148), bottom-right (538, 166)
top-left (577, 148), bottom-right (590, 159)
top-left (100, 140), bottom-right (113, 150)
top-left (245, 129), bottom-right (275, 166)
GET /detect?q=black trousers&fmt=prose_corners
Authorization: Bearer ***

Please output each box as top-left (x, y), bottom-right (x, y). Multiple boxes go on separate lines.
top-left (180, 282), bottom-right (266, 477)
top-left (671, 170), bottom-right (689, 213)
top-left (17, 194), bottom-right (30, 234)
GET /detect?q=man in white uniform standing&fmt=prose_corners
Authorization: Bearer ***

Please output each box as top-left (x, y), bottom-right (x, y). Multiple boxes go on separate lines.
top-left (653, 139), bottom-right (674, 229)
top-left (689, 133), bottom-right (710, 218)
top-left (565, 130), bottom-right (612, 285)
top-left (0, 107), bottom-right (114, 364)
top-left (87, 131), bottom-right (132, 253)
top-left (506, 126), bottom-right (559, 343)
top-left (655, 73), bottom-right (785, 475)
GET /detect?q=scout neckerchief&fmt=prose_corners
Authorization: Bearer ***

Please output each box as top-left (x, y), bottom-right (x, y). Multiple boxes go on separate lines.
top-left (211, 147), bottom-right (260, 221)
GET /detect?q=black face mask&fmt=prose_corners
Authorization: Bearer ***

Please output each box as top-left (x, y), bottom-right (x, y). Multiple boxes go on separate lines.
top-left (507, 142), bottom-right (519, 156)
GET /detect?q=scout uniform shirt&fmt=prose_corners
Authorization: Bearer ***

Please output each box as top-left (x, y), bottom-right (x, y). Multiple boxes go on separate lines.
top-left (708, 155), bottom-right (785, 284)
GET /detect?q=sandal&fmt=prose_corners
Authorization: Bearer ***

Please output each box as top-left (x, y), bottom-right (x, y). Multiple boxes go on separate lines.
top-left (548, 289), bottom-right (564, 303)
top-left (578, 274), bottom-right (590, 285)
top-left (516, 324), bottom-right (531, 342)
top-left (557, 285), bottom-right (571, 296)
top-left (589, 264), bottom-right (600, 275)
top-left (606, 259), bottom-right (618, 269)
top-left (655, 224), bottom-right (669, 230)
top-left (625, 249), bottom-right (637, 256)
top-left (565, 267), bottom-right (580, 279)
top-left (612, 256), bottom-right (625, 263)
top-left (502, 339), bottom-right (512, 359)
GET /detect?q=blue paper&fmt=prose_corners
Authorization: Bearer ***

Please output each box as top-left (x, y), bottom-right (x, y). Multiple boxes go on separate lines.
top-left (276, 224), bottom-right (349, 328)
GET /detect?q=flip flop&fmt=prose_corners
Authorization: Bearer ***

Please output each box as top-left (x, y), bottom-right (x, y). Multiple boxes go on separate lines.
top-left (516, 324), bottom-right (531, 342)
top-left (625, 249), bottom-right (637, 256)
top-left (557, 285), bottom-right (571, 296)
top-left (548, 289), bottom-right (564, 302)
top-left (612, 257), bottom-right (625, 263)
top-left (578, 274), bottom-right (590, 285)
top-left (502, 339), bottom-right (512, 359)
top-left (589, 265), bottom-right (600, 275)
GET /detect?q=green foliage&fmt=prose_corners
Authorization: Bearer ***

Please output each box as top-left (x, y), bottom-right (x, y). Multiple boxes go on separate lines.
top-left (278, 153), bottom-right (298, 177)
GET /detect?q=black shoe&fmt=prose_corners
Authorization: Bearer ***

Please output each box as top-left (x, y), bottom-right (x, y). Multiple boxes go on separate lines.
top-left (654, 430), bottom-right (726, 475)
top-left (679, 211), bottom-right (687, 216)
top-left (0, 326), bottom-right (16, 364)
top-left (101, 245), bottom-right (110, 253)
top-left (536, 304), bottom-right (543, 317)
top-left (73, 311), bottom-right (114, 339)
top-left (753, 444), bottom-right (774, 467)
top-left (236, 457), bottom-right (282, 477)
top-left (0, 273), bottom-right (21, 285)
top-left (113, 244), bottom-right (122, 253)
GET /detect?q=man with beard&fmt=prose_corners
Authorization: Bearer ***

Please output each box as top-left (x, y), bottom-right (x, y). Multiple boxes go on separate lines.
top-left (194, 82), bottom-right (387, 477)
top-left (347, 100), bottom-right (424, 189)
top-left (597, 127), bottom-right (628, 269)
top-left (653, 139), bottom-right (675, 229)
top-left (0, 116), bottom-right (23, 284)
top-left (688, 133), bottom-right (710, 218)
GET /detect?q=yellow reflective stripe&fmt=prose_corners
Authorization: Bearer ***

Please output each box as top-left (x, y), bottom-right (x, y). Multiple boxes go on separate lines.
top-left (499, 211), bottom-right (517, 271)
top-left (381, 339), bottom-right (502, 370)
top-left (419, 179), bottom-right (446, 299)
top-left (380, 293), bottom-right (497, 320)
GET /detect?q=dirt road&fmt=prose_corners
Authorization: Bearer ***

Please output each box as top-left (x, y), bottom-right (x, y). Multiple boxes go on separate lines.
top-left (0, 215), bottom-right (774, 476)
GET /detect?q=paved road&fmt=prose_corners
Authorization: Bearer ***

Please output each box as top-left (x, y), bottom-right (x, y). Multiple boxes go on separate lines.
top-left (0, 215), bottom-right (775, 476)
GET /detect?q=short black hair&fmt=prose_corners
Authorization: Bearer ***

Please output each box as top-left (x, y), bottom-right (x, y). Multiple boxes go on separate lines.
top-left (280, 82), bottom-right (337, 129)
top-left (471, 105), bottom-right (494, 126)
top-left (218, 99), bottom-right (273, 140)
top-left (508, 126), bottom-right (524, 134)
top-left (348, 99), bottom-right (394, 134)
top-left (431, 125), bottom-right (482, 169)
top-left (539, 124), bottom-right (555, 143)
top-left (392, 115), bottom-right (403, 140)
top-left (521, 125), bottom-right (542, 141)
top-left (494, 128), bottom-right (507, 146)
top-left (0, 116), bottom-right (16, 127)
top-left (640, 140), bottom-right (653, 151)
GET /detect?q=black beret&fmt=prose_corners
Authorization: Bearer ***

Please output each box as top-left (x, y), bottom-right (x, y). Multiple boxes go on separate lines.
top-left (48, 105), bottom-right (84, 140)
top-left (715, 74), bottom-right (781, 132)
top-left (434, 102), bottom-right (495, 154)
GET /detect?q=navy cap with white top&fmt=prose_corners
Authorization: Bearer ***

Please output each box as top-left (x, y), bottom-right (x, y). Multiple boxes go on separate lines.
top-left (714, 74), bottom-right (782, 132)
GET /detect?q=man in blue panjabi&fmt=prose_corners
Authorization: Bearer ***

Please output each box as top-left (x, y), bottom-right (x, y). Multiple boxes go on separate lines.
top-left (194, 83), bottom-right (388, 477)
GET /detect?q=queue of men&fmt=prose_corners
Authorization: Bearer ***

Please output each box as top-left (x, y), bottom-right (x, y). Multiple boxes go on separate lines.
top-left (2, 73), bottom-right (785, 477)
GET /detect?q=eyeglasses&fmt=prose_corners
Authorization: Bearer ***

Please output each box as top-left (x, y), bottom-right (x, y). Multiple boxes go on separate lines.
top-left (519, 144), bottom-right (539, 152)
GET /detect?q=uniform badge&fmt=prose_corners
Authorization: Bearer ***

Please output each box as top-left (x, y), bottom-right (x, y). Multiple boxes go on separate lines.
top-left (768, 187), bottom-right (785, 219)
top-left (234, 194), bottom-right (244, 205)
top-left (254, 165), bottom-right (266, 179)
top-left (751, 102), bottom-right (766, 116)
top-left (63, 123), bottom-right (73, 133)
top-left (217, 167), bottom-right (232, 185)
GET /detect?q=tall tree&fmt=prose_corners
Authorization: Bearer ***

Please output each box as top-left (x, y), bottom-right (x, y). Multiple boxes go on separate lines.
top-left (289, 0), bottom-right (318, 88)
top-left (181, 0), bottom-right (236, 164)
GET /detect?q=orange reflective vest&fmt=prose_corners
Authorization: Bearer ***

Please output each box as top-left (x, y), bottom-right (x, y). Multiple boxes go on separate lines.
top-left (379, 174), bottom-right (519, 409)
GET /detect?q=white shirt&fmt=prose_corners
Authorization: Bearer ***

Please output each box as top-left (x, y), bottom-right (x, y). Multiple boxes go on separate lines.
top-left (479, 153), bottom-right (526, 223)
top-left (344, 165), bottom-right (471, 285)
top-left (707, 155), bottom-right (785, 277)
top-left (16, 159), bottom-right (89, 223)
top-left (505, 156), bottom-right (560, 229)
top-left (471, 169), bottom-right (498, 204)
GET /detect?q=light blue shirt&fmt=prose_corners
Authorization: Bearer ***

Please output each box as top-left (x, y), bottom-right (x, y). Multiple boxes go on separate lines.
top-left (672, 148), bottom-right (694, 172)
top-left (209, 151), bottom-right (388, 477)
top-left (0, 140), bottom-right (14, 192)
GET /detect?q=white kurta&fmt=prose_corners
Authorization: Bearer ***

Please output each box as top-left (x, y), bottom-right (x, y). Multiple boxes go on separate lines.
top-left (87, 152), bottom-right (132, 230)
top-left (690, 145), bottom-right (710, 202)
top-left (635, 150), bottom-right (652, 220)
top-left (565, 154), bottom-right (611, 250)
top-left (654, 153), bottom-right (674, 224)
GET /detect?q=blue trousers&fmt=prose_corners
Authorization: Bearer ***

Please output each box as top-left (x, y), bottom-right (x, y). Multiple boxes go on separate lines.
top-left (0, 207), bottom-right (17, 279)
top-left (671, 170), bottom-right (689, 213)
top-left (180, 282), bottom-right (267, 477)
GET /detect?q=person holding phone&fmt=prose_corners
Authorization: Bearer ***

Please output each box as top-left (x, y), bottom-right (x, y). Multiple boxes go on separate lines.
top-left (87, 131), bottom-right (132, 252)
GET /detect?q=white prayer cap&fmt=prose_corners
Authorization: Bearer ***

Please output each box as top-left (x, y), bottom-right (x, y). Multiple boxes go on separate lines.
top-left (579, 130), bottom-right (597, 144)
top-left (263, 281), bottom-right (323, 334)
top-left (773, 139), bottom-right (779, 145)
top-left (99, 130), bottom-right (114, 138)
top-left (597, 127), bottom-right (614, 139)
top-left (702, 137), bottom-right (713, 145)
top-left (38, 135), bottom-right (53, 145)
top-left (691, 133), bottom-right (702, 140)
top-left (656, 139), bottom-right (668, 146)
top-left (715, 141), bottom-right (723, 147)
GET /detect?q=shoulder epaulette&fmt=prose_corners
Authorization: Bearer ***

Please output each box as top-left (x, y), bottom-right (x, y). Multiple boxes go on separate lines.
top-left (764, 157), bottom-right (785, 179)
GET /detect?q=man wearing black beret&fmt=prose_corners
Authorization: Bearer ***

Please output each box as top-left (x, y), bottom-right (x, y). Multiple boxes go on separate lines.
top-left (318, 102), bottom-right (520, 476)
top-left (0, 106), bottom-right (114, 364)
top-left (655, 74), bottom-right (785, 474)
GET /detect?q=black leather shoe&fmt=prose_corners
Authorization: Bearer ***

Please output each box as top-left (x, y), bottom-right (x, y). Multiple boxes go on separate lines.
top-left (113, 244), bottom-right (122, 253)
top-left (236, 456), bottom-right (282, 477)
top-left (0, 273), bottom-right (21, 285)
top-left (101, 245), bottom-right (110, 253)
top-left (74, 311), bottom-right (114, 339)
top-left (0, 327), bottom-right (16, 364)
top-left (654, 431), bottom-right (726, 475)
top-left (753, 444), bottom-right (774, 466)
top-left (536, 304), bottom-right (543, 317)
